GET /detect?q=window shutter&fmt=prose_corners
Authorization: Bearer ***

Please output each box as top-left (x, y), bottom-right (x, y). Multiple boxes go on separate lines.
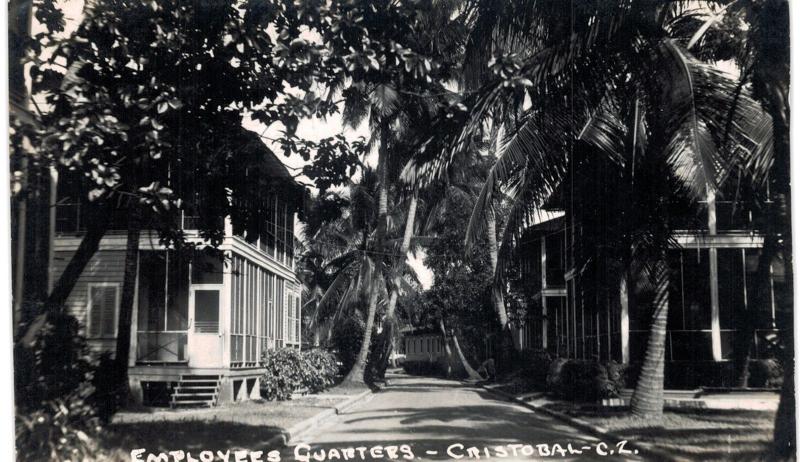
top-left (89, 285), bottom-right (118, 337)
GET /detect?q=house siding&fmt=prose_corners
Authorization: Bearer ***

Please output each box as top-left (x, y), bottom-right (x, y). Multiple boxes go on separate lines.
top-left (52, 248), bottom-right (126, 353)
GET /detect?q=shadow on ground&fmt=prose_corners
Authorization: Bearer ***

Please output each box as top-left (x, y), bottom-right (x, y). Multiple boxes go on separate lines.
top-left (105, 421), bottom-right (284, 454)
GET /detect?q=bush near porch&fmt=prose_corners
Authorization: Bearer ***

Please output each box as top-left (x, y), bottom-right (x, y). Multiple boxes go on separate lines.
top-left (260, 348), bottom-right (339, 400)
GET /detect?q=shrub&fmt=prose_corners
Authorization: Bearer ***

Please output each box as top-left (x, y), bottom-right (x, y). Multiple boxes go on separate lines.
top-left (515, 349), bottom-right (552, 385)
top-left (302, 349), bottom-right (339, 394)
top-left (260, 348), bottom-right (339, 400)
top-left (546, 358), bottom-right (568, 390)
top-left (403, 360), bottom-right (446, 377)
top-left (748, 359), bottom-right (783, 388)
top-left (261, 348), bottom-right (305, 400)
top-left (546, 359), bottom-right (626, 402)
top-left (15, 313), bottom-right (105, 461)
top-left (16, 390), bottom-right (102, 462)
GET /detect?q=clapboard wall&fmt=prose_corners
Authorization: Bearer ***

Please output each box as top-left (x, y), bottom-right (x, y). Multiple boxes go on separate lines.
top-left (52, 248), bottom-right (126, 353)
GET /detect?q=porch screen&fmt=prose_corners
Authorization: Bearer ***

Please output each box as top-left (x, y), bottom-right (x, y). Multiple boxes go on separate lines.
top-left (137, 251), bottom-right (189, 330)
top-left (136, 251), bottom-right (189, 362)
top-left (230, 254), bottom-right (279, 366)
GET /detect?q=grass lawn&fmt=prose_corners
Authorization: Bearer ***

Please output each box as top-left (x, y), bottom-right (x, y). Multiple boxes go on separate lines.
top-left (99, 396), bottom-right (348, 458)
top-left (542, 403), bottom-right (775, 461)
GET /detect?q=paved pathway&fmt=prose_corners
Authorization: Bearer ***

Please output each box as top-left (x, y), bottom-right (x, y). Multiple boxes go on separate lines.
top-left (283, 374), bottom-right (643, 461)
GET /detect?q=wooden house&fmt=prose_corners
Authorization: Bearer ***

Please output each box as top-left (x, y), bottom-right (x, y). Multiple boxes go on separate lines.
top-left (51, 130), bottom-right (303, 407)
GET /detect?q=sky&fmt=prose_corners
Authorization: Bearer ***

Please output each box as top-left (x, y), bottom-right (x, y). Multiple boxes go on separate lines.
top-left (243, 112), bottom-right (435, 290)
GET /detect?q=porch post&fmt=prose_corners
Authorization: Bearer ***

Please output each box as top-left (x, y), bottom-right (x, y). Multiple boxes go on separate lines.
top-left (221, 249), bottom-right (233, 367)
top-left (707, 187), bottom-right (722, 361)
top-left (620, 277), bottom-right (629, 364)
top-left (129, 251), bottom-right (140, 367)
top-left (541, 238), bottom-right (548, 350)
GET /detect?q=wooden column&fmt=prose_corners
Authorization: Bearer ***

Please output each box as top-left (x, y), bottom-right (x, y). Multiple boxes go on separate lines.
top-left (707, 187), bottom-right (722, 361)
top-left (620, 277), bottom-right (629, 364)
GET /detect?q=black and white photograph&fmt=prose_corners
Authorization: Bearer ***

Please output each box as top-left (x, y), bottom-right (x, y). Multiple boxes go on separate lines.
top-left (5, 0), bottom-right (797, 460)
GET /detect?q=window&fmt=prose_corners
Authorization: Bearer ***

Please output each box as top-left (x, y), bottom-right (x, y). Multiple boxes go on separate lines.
top-left (263, 194), bottom-right (276, 258)
top-left (276, 198), bottom-right (286, 265)
top-left (194, 289), bottom-right (220, 333)
top-left (286, 208), bottom-right (294, 268)
top-left (545, 233), bottom-right (564, 286)
top-left (88, 284), bottom-right (119, 338)
top-left (295, 296), bottom-right (301, 344)
top-left (191, 252), bottom-right (223, 285)
top-left (288, 297), bottom-right (295, 342)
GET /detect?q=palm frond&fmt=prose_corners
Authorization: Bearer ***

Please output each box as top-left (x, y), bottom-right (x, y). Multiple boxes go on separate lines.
top-left (465, 107), bottom-right (571, 248)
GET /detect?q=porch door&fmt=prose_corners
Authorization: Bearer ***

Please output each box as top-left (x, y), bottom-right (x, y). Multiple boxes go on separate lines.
top-left (188, 285), bottom-right (223, 367)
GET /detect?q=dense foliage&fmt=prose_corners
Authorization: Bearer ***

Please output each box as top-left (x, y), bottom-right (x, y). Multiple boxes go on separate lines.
top-left (546, 359), bottom-right (627, 403)
top-left (260, 348), bottom-right (340, 401)
top-left (403, 360), bottom-right (447, 377)
top-left (417, 191), bottom-right (496, 366)
top-left (14, 314), bottom-right (104, 461)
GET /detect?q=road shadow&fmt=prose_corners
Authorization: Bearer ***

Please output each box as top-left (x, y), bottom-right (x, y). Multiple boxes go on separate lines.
top-left (105, 420), bottom-right (284, 454)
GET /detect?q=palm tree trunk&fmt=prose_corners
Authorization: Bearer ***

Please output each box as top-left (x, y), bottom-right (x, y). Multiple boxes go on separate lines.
top-left (452, 332), bottom-right (482, 381)
top-left (113, 207), bottom-right (141, 406)
top-left (441, 319), bottom-right (481, 380)
top-left (766, 88), bottom-right (794, 459)
top-left (437, 318), bottom-right (454, 377)
top-left (376, 119), bottom-right (390, 242)
top-left (342, 119), bottom-right (391, 384)
top-left (487, 210), bottom-right (509, 329)
top-left (342, 283), bottom-right (380, 384)
top-left (374, 190), bottom-right (419, 378)
top-left (630, 262), bottom-right (669, 418)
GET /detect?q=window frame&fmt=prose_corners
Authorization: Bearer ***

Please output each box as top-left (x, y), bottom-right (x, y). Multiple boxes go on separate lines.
top-left (86, 282), bottom-right (121, 339)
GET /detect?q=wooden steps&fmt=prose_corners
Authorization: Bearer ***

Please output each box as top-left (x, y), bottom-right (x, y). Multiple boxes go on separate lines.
top-left (170, 375), bottom-right (221, 408)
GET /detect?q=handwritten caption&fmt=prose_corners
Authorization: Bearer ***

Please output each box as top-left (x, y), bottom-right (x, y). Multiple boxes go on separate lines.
top-left (131, 440), bottom-right (638, 461)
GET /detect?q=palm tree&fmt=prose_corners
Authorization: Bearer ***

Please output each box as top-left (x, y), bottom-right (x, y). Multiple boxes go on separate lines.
top-left (723, 1), bottom-right (793, 454)
top-left (323, 0), bottom-right (470, 382)
top-left (402, 1), bottom-right (773, 418)
top-left (297, 172), bottom-right (421, 383)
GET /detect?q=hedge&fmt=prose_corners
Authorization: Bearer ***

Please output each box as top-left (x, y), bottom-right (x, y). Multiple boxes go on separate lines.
top-left (546, 359), bottom-right (626, 402)
top-left (260, 348), bottom-right (339, 400)
top-left (403, 359), bottom-right (447, 377)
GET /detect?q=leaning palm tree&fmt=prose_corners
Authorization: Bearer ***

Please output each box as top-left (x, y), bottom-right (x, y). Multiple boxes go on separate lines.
top-left (402, 1), bottom-right (773, 418)
top-left (298, 172), bottom-right (422, 383)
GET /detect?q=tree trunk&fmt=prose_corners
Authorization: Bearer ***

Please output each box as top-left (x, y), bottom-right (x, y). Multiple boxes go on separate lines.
top-left (733, 234), bottom-right (776, 387)
top-left (342, 283), bottom-right (380, 384)
top-left (374, 190), bottom-right (419, 379)
top-left (452, 333), bottom-right (482, 381)
top-left (375, 119), bottom-right (390, 243)
top-left (312, 327), bottom-right (321, 348)
top-left (630, 262), bottom-right (669, 418)
top-left (18, 201), bottom-right (111, 346)
top-left (113, 207), bottom-right (142, 406)
top-left (773, 321), bottom-right (795, 460)
top-left (487, 210), bottom-right (509, 329)
top-left (442, 319), bottom-right (481, 381)
top-left (342, 119), bottom-right (391, 384)
top-left (766, 94), bottom-right (794, 459)
top-left (437, 318), bottom-right (454, 377)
